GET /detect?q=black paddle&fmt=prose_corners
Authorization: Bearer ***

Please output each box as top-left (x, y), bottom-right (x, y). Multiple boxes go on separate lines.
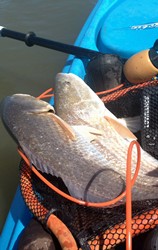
top-left (0, 26), bottom-right (103, 59)
top-left (0, 26), bottom-right (124, 91)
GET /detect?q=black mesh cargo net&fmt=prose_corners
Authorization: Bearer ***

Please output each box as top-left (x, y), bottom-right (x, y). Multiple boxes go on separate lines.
top-left (19, 79), bottom-right (158, 249)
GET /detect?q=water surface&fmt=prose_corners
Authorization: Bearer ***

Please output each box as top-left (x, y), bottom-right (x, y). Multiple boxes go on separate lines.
top-left (0, 0), bottom-right (96, 231)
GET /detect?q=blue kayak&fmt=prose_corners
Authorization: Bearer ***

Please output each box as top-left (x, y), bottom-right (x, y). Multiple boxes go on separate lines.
top-left (1, 0), bottom-right (158, 249)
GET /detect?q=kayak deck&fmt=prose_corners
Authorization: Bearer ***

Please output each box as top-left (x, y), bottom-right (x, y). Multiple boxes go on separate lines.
top-left (99, 0), bottom-right (158, 58)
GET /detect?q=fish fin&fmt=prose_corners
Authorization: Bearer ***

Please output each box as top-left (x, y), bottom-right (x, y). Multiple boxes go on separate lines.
top-left (51, 113), bottom-right (76, 141)
top-left (105, 116), bottom-right (137, 141)
top-left (118, 116), bottom-right (141, 133)
top-left (72, 125), bottom-right (103, 142)
top-left (19, 143), bottom-right (56, 175)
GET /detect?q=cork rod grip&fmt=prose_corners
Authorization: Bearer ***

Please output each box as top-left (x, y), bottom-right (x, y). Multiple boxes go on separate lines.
top-left (123, 49), bottom-right (158, 84)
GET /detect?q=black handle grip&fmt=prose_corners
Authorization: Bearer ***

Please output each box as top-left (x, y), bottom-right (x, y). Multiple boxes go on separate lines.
top-left (1, 27), bottom-right (103, 59)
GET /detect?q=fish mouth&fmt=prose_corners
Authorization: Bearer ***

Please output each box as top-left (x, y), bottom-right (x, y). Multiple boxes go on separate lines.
top-left (27, 106), bottom-right (55, 115)
top-left (13, 94), bottom-right (55, 112)
top-left (55, 73), bottom-right (73, 88)
top-left (13, 94), bottom-right (31, 97)
top-left (55, 73), bottom-right (79, 86)
top-left (0, 96), bottom-right (11, 117)
top-left (56, 72), bottom-right (69, 81)
top-left (0, 94), bottom-right (55, 115)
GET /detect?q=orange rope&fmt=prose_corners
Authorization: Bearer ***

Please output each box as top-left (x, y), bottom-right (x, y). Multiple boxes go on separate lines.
top-left (18, 140), bottom-right (140, 209)
top-left (96, 83), bottom-right (124, 95)
top-left (126, 141), bottom-right (138, 250)
top-left (99, 80), bottom-right (158, 102)
top-left (47, 214), bottom-right (78, 250)
top-left (36, 88), bottom-right (54, 99)
top-left (126, 147), bottom-right (132, 250)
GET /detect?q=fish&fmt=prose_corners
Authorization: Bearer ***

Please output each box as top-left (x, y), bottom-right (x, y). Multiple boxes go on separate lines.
top-left (54, 72), bottom-right (140, 133)
top-left (54, 72), bottom-right (158, 201)
top-left (0, 94), bottom-right (125, 203)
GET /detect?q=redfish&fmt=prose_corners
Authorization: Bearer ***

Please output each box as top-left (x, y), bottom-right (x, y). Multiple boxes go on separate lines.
top-left (54, 73), bottom-right (158, 202)
top-left (1, 94), bottom-right (124, 203)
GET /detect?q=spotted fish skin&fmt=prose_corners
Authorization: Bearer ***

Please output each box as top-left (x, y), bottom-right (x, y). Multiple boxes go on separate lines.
top-left (1, 94), bottom-right (125, 203)
top-left (54, 73), bottom-right (158, 202)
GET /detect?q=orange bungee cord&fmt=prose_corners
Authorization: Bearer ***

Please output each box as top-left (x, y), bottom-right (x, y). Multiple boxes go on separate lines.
top-left (97, 80), bottom-right (158, 101)
top-left (18, 140), bottom-right (141, 209)
top-left (18, 87), bottom-right (158, 250)
top-left (36, 87), bottom-right (54, 99)
top-left (96, 83), bottom-right (124, 96)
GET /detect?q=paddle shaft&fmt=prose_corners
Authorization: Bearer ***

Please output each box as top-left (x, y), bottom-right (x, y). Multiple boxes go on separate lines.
top-left (0, 26), bottom-right (103, 59)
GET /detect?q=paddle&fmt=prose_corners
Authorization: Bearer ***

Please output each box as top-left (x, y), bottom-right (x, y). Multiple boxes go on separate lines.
top-left (0, 26), bottom-right (103, 59)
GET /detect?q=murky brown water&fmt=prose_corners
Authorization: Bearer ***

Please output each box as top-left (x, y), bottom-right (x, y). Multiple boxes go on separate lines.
top-left (0, 0), bottom-right (96, 231)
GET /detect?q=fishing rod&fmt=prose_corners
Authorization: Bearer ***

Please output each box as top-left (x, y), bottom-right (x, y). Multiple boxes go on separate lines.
top-left (0, 26), bottom-right (103, 60)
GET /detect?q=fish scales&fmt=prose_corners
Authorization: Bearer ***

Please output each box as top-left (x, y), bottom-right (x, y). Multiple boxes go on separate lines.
top-left (54, 73), bottom-right (158, 202)
top-left (0, 94), bottom-right (124, 203)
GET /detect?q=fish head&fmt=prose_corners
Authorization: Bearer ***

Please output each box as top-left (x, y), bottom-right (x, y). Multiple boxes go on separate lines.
top-left (0, 94), bottom-right (54, 143)
top-left (54, 73), bottom-right (136, 141)
top-left (54, 73), bottom-right (111, 125)
top-left (1, 94), bottom-right (54, 114)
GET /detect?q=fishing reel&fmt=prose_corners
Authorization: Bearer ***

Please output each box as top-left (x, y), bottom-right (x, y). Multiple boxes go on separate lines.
top-left (123, 40), bottom-right (158, 84)
top-left (86, 39), bottom-right (158, 92)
